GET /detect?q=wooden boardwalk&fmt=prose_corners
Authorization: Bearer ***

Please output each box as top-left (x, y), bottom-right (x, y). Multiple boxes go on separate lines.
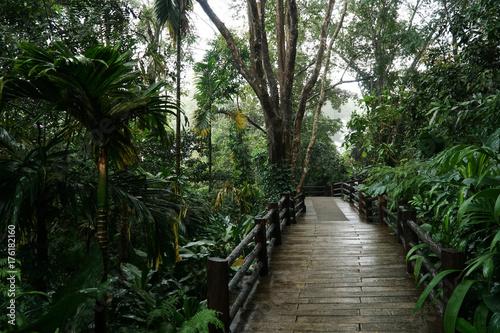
top-left (231, 197), bottom-right (444, 333)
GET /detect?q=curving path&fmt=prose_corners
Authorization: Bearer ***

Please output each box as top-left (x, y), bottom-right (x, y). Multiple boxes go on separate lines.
top-left (231, 197), bottom-right (444, 333)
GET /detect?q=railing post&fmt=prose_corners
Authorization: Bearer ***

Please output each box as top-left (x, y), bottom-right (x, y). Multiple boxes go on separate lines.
top-left (402, 210), bottom-right (418, 274)
top-left (341, 182), bottom-right (345, 197)
top-left (324, 185), bottom-right (330, 196)
top-left (281, 193), bottom-right (291, 226)
top-left (255, 218), bottom-right (269, 276)
top-left (366, 196), bottom-right (373, 221)
top-left (207, 257), bottom-right (229, 333)
top-left (349, 183), bottom-right (354, 203)
top-left (441, 248), bottom-right (465, 304)
top-left (359, 190), bottom-right (365, 217)
top-left (396, 202), bottom-right (407, 244)
top-left (268, 202), bottom-right (281, 246)
top-left (301, 192), bottom-right (307, 213)
top-left (378, 195), bottom-right (387, 226)
top-left (289, 192), bottom-right (297, 224)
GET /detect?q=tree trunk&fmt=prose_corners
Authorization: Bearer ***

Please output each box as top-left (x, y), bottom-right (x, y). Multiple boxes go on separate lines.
top-left (175, 30), bottom-right (182, 179)
top-left (197, 0), bottom-right (335, 180)
top-left (297, 0), bottom-right (348, 193)
top-left (95, 144), bottom-right (109, 332)
top-left (208, 125), bottom-right (213, 192)
top-left (291, 0), bottom-right (336, 175)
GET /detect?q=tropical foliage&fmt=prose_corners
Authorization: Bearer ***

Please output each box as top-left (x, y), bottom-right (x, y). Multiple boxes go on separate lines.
top-left (347, 0), bottom-right (500, 330)
top-left (2, 0), bottom-right (497, 331)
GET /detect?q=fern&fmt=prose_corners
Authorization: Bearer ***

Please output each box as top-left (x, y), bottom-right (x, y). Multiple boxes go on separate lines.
top-left (179, 310), bottom-right (224, 333)
top-left (147, 296), bottom-right (179, 328)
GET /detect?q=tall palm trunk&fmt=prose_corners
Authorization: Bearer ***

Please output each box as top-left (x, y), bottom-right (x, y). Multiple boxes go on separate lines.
top-left (96, 145), bottom-right (110, 280)
top-left (95, 144), bottom-right (109, 332)
top-left (175, 29), bottom-right (182, 179)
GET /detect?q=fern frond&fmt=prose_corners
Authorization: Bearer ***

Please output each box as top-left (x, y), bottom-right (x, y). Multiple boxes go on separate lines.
top-left (178, 309), bottom-right (224, 333)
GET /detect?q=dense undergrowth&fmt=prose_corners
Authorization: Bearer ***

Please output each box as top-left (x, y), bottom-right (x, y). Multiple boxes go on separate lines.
top-left (359, 140), bottom-right (500, 332)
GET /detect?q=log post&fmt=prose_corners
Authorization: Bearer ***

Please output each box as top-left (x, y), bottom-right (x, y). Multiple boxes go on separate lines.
top-left (207, 257), bottom-right (229, 333)
top-left (289, 192), bottom-right (297, 224)
top-left (378, 195), bottom-right (387, 226)
top-left (301, 192), bottom-right (307, 213)
top-left (396, 202), bottom-right (406, 244)
top-left (341, 182), bottom-right (345, 197)
top-left (359, 190), bottom-right (365, 217)
top-left (282, 193), bottom-right (291, 226)
top-left (268, 202), bottom-right (282, 246)
top-left (255, 218), bottom-right (269, 276)
top-left (324, 185), bottom-right (330, 196)
top-left (366, 196), bottom-right (373, 221)
top-left (402, 210), bottom-right (418, 274)
top-left (441, 248), bottom-right (465, 304)
top-left (349, 183), bottom-right (354, 203)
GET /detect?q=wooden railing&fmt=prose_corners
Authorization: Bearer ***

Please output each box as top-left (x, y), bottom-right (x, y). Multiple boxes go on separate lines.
top-left (339, 180), bottom-right (378, 222)
top-left (206, 192), bottom-right (306, 332)
top-left (302, 183), bottom-right (343, 197)
top-left (337, 181), bottom-right (465, 316)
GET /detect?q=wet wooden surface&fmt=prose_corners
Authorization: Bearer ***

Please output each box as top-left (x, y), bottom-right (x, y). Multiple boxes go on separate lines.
top-left (231, 197), bottom-right (444, 333)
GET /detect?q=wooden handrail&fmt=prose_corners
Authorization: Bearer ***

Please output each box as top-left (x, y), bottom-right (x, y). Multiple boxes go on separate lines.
top-left (207, 192), bottom-right (306, 333)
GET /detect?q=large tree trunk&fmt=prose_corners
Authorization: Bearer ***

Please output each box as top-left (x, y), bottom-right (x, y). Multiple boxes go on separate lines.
top-left (196, 0), bottom-right (336, 179)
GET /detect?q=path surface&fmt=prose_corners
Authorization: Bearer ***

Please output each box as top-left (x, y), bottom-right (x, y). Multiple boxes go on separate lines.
top-left (231, 197), bottom-right (443, 333)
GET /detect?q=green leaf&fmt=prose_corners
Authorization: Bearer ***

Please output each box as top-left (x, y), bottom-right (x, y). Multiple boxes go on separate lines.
top-left (491, 230), bottom-right (500, 252)
top-left (483, 291), bottom-right (500, 313)
top-left (444, 279), bottom-right (477, 333)
top-left (420, 223), bottom-right (433, 232)
top-left (18, 284), bottom-right (106, 332)
top-left (406, 243), bottom-right (427, 263)
top-left (466, 254), bottom-right (495, 277)
top-left (482, 256), bottom-right (495, 280)
top-left (488, 313), bottom-right (500, 333)
top-left (414, 269), bottom-right (461, 315)
top-left (456, 317), bottom-right (477, 333)
top-left (494, 195), bottom-right (500, 223)
top-left (474, 301), bottom-right (489, 333)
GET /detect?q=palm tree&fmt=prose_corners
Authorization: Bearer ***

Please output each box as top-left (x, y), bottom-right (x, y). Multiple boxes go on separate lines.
top-left (0, 128), bottom-right (93, 293)
top-left (3, 41), bottom-right (174, 331)
top-left (192, 57), bottom-right (245, 191)
top-left (155, 0), bottom-right (193, 178)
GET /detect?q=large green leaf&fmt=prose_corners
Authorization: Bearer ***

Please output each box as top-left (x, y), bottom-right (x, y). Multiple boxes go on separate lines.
top-left (488, 313), bottom-right (500, 333)
top-left (19, 282), bottom-right (109, 332)
top-left (414, 269), bottom-right (461, 315)
top-left (474, 301), bottom-right (489, 333)
top-left (456, 317), bottom-right (478, 333)
top-left (483, 290), bottom-right (500, 313)
top-left (444, 279), bottom-right (477, 333)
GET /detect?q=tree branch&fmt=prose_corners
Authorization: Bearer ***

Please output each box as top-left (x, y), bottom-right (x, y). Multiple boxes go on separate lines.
top-left (246, 115), bottom-right (267, 135)
top-left (291, 0), bottom-right (336, 172)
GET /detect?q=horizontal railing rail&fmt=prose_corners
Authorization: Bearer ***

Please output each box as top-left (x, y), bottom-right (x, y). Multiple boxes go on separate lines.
top-left (207, 192), bottom-right (306, 333)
